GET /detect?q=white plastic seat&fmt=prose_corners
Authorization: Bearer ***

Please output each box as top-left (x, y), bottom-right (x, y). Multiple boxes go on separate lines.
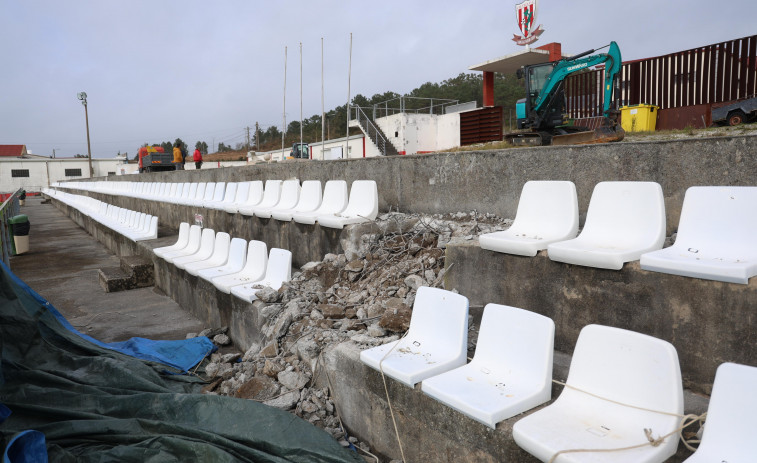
top-left (292, 180), bottom-right (348, 225)
top-left (172, 228), bottom-right (216, 269)
top-left (230, 248), bottom-right (293, 302)
top-left (513, 324), bottom-right (683, 463)
top-left (359, 286), bottom-right (469, 387)
top-left (640, 186), bottom-right (757, 284)
top-left (422, 304), bottom-right (554, 428)
top-left (317, 180), bottom-right (378, 229)
top-left (229, 181), bottom-right (264, 214)
top-left (197, 238), bottom-right (248, 282)
top-left (128, 215), bottom-right (158, 241)
top-left (183, 182), bottom-right (207, 206)
top-left (184, 232), bottom-right (231, 276)
top-left (239, 180), bottom-right (282, 216)
top-left (222, 182), bottom-right (250, 214)
top-left (204, 182), bottom-right (237, 210)
top-left (548, 181), bottom-right (666, 270)
top-left (683, 362), bottom-right (757, 462)
top-left (178, 183), bottom-right (199, 205)
top-left (271, 180), bottom-right (323, 221)
top-left (479, 181), bottom-right (579, 257)
top-left (154, 223), bottom-right (191, 258)
top-left (255, 179), bottom-right (301, 219)
top-left (212, 240), bottom-right (268, 293)
top-left (202, 182), bottom-right (226, 208)
top-left (189, 182), bottom-right (216, 207)
top-left (162, 225), bottom-right (203, 262)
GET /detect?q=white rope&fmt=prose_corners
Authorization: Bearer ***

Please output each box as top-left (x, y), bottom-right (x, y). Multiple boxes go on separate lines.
top-left (379, 331), bottom-right (410, 463)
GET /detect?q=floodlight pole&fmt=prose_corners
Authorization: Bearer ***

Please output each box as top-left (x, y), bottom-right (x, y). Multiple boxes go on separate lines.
top-left (78, 92), bottom-right (94, 177)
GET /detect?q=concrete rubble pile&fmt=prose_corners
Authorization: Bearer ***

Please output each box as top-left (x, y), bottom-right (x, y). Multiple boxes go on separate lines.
top-left (191, 211), bottom-right (511, 455)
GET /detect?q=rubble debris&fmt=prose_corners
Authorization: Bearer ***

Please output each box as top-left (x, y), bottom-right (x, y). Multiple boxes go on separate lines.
top-left (195, 211), bottom-right (511, 458)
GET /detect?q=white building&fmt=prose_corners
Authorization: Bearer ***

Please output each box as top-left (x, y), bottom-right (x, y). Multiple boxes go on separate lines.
top-left (0, 145), bottom-right (130, 193)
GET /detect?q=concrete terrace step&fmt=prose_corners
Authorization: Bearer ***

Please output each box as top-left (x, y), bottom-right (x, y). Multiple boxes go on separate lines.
top-left (98, 255), bottom-right (154, 292)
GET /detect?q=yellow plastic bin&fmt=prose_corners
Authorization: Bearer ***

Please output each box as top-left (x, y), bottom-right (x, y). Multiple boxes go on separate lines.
top-left (620, 104), bottom-right (658, 132)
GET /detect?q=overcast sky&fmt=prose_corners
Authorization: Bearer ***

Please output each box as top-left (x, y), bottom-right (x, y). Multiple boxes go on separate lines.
top-left (1, 0), bottom-right (755, 158)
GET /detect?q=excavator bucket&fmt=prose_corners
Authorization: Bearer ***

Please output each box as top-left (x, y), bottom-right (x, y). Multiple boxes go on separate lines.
top-left (551, 125), bottom-right (625, 146)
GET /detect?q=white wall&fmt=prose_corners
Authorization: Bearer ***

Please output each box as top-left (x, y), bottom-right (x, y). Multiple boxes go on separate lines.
top-left (373, 112), bottom-right (460, 155)
top-left (0, 158), bottom-right (128, 192)
top-left (252, 135), bottom-right (373, 162)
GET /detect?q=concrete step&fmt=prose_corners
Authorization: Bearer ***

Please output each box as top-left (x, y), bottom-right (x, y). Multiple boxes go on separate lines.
top-left (99, 256), bottom-right (154, 292)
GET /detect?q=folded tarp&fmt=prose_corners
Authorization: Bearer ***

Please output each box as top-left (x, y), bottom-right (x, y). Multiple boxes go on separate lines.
top-left (0, 262), bottom-right (363, 462)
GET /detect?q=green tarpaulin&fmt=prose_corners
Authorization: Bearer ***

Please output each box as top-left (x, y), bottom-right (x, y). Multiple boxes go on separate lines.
top-left (0, 262), bottom-right (363, 462)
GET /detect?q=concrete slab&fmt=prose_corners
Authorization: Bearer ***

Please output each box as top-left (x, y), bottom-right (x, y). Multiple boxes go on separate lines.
top-left (9, 197), bottom-right (207, 343)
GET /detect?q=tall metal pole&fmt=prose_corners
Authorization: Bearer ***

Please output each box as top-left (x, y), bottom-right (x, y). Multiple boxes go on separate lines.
top-left (321, 37), bottom-right (325, 159)
top-left (282, 46), bottom-right (287, 161)
top-left (84, 102), bottom-right (93, 177)
top-left (345, 32), bottom-right (352, 159)
top-left (300, 42), bottom-right (303, 158)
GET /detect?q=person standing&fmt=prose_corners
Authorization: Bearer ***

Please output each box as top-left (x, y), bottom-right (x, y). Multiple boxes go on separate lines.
top-left (172, 142), bottom-right (183, 170)
top-left (193, 147), bottom-right (203, 170)
top-left (180, 143), bottom-right (188, 170)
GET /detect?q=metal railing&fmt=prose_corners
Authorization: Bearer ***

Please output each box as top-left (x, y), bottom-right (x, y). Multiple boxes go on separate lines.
top-left (368, 96), bottom-right (460, 119)
top-left (352, 106), bottom-right (390, 156)
top-left (0, 189), bottom-right (22, 267)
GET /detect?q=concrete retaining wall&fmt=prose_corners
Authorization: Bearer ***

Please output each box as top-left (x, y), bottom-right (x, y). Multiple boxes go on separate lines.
top-left (86, 135), bottom-right (757, 234)
top-left (444, 242), bottom-right (757, 396)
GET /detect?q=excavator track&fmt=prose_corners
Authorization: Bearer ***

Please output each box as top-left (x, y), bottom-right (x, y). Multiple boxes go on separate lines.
top-left (551, 125), bottom-right (625, 145)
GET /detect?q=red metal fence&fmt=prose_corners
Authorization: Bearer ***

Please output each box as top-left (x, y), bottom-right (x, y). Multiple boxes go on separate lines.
top-left (565, 35), bottom-right (757, 128)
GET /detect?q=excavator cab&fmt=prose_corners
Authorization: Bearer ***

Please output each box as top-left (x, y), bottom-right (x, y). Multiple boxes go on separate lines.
top-left (288, 143), bottom-right (310, 160)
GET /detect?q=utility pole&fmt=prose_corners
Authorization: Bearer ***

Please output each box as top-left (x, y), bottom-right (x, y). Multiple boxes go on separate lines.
top-left (282, 45), bottom-right (287, 161)
top-left (255, 122), bottom-right (260, 151)
top-left (77, 92), bottom-right (93, 177)
top-left (345, 33), bottom-right (352, 159)
top-left (299, 42), bottom-right (303, 158)
top-left (321, 37), bottom-right (325, 159)
top-left (245, 126), bottom-right (251, 152)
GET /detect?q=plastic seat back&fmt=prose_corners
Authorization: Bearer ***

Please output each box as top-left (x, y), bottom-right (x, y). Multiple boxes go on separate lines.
top-left (202, 182), bottom-right (216, 202)
top-left (211, 182), bottom-right (226, 202)
top-left (207, 232), bottom-right (231, 263)
top-left (193, 183), bottom-right (207, 202)
top-left (167, 223), bottom-right (190, 250)
top-left (508, 181), bottom-right (578, 239)
top-left (233, 182), bottom-right (251, 204)
top-left (225, 238), bottom-right (248, 271)
top-left (674, 186), bottom-right (757, 258)
top-left (168, 183), bottom-right (178, 198)
top-left (242, 240), bottom-right (269, 278)
top-left (565, 325), bottom-right (682, 414)
top-left (258, 180), bottom-right (283, 208)
top-left (245, 181), bottom-right (264, 206)
top-left (342, 180), bottom-right (378, 220)
top-left (276, 180), bottom-right (301, 210)
top-left (184, 183), bottom-right (198, 201)
top-left (579, 181), bottom-right (665, 249)
top-left (220, 182), bottom-right (237, 204)
top-left (408, 287), bottom-right (469, 361)
top-left (294, 180), bottom-right (322, 211)
top-left (684, 362), bottom-right (757, 462)
top-left (265, 248), bottom-right (292, 285)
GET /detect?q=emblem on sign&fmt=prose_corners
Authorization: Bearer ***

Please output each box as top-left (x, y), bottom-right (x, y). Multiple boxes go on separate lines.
top-left (513, 0), bottom-right (545, 46)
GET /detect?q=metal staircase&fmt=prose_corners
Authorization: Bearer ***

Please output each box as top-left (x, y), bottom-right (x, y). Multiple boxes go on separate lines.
top-left (351, 106), bottom-right (400, 156)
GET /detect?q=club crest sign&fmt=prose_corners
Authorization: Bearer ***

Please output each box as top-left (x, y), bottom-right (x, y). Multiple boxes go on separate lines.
top-left (513, 0), bottom-right (545, 46)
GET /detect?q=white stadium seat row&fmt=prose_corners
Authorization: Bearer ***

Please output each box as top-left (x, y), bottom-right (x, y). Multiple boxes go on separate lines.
top-left (154, 223), bottom-right (292, 303)
top-left (51, 179), bottom-right (379, 229)
top-left (479, 181), bottom-right (757, 284)
top-left (360, 286), bottom-right (756, 462)
top-left (41, 189), bottom-right (157, 241)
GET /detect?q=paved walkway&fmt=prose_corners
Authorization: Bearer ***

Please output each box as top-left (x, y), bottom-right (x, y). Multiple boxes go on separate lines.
top-left (9, 197), bottom-right (206, 342)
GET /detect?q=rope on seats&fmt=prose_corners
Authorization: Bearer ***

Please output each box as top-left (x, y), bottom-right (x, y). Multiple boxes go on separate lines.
top-left (379, 330), bottom-right (410, 463)
top-left (546, 379), bottom-right (706, 462)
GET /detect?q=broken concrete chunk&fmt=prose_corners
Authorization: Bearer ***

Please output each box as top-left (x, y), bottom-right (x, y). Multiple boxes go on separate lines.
top-left (277, 370), bottom-right (310, 390)
top-left (213, 334), bottom-right (231, 346)
top-left (255, 287), bottom-right (280, 303)
top-left (221, 353), bottom-right (240, 363)
top-left (263, 390), bottom-right (300, 410)
top-left (404, 274), bottom-right (424, 290)
top-left (262, 360), bottom-right (284, 378)
top-left (379, 305), bottom-right (412, 332)
top-left (319, 304), bottom-right (345, 319)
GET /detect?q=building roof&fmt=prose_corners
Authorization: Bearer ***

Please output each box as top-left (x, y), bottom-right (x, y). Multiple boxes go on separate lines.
top-left (0, 145), bottom-right (27, 157)
top-left (468, 47), bottom-right (552, 74)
